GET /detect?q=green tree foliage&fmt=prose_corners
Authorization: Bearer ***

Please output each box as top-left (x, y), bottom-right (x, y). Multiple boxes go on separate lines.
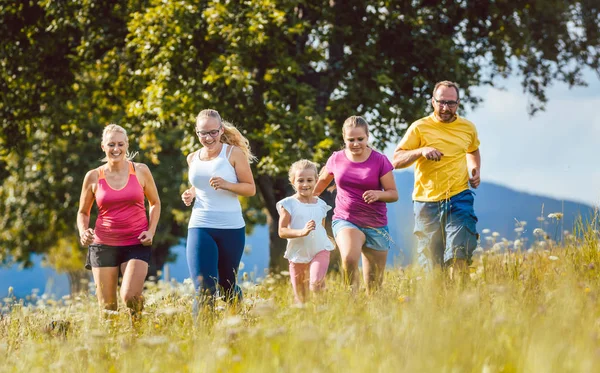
top-left (1, 1), bottom-right (598, 276)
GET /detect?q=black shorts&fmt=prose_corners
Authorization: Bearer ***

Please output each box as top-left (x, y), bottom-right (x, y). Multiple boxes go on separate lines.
top-left (85, 243), bottom-right (151, 270)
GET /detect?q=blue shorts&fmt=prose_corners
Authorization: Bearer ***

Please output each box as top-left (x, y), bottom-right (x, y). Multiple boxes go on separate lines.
top-left (413, 189), bottom-right (479, 267)
top-left (332, 219), bottom-right (392, 252)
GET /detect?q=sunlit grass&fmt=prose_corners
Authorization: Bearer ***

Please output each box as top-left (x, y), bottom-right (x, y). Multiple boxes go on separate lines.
top-left (2, 226), bottom-right (600, 372)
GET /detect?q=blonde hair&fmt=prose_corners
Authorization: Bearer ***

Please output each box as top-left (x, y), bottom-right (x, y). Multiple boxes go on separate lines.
top-left (100, 124), bottom-right (137, 162)
top-left (288, 159), bottom-right (319, 188)
top-left (196, 109), bottom-right (256, 163)
top-left (433, 80), bottom-right (460, 100)
top-left (342, 115), bottom-right (369, 137)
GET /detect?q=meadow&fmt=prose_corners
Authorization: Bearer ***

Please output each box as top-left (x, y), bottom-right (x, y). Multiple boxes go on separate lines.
top-left (1, 222), bottom-right (600, 373)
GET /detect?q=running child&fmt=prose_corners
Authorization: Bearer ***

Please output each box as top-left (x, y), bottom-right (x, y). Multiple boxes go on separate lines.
top-left (277, 160), bottom-right (334, 303)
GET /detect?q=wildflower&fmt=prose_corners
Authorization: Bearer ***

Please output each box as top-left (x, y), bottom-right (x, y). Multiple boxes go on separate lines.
top-left (492, 232), bottom-right (500, 237)
top-left (90, 330), bottom-right (108, 339)
top-left (139, 336), bottom-right (169, 347)
top-left (280, 271), bottom-right (290, 276)
top-left (536, 216), bottom-right (545, 222)
top-left (157, 307), bottom-right (184, 316)
top-left (220, 315), bottom-right (243, 328)
top-left (585, 287), bottom-right (591, 294)
top-left (514, 227), bottom-right (524, 233)
top-left (482, 228), bottom-right (491, 234)
top-left (547, 213), bottom-right (563, 220)
top-left (244, 245), bottom-right (252, 255)
top-left (250, 300), bottom-right (276, 317)
top-left (216, 347), bottom-right (230, 359)
top-left (238, 261), bottom-right (245, 271)
top-left (548, 255), bottom-right (559, 261)
top-left (533, 228), bottom-right (545, 237)
top-left (241, 281), bottom-right (254, 290)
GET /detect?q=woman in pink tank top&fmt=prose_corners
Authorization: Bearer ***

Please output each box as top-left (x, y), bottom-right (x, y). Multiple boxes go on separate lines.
top-left (77, 124), bottom-right (161, 322)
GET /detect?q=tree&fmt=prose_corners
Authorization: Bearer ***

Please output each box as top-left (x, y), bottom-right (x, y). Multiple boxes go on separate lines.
top-left (1, 0), bottom-right (599, 276)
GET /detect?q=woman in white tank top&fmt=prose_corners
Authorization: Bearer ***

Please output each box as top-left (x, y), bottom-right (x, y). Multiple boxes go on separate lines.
top-left (181, 109), bottom-right (256, 311)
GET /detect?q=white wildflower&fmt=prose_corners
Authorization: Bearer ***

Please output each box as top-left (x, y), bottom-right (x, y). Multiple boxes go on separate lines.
top-left (482, 228), bottom-right (491, 234)
top-left (157, 307), bottom-right (185, 317)
top-left (547, 213), bottom-right (563, 220)
top-left (548, 255), bottom-right (559, 261)
top-left (220, 315), bottom-right (243, 328)
top-left (139, 336), bottom-right (169, 347)
top-left (533, 228), bottom-right (545, 237)
top-left (492, 232), bottom-right (500, 237)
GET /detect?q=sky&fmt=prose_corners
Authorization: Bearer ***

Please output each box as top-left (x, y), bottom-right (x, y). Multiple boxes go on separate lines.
top-left (386, 70), bottom-right (600, 207)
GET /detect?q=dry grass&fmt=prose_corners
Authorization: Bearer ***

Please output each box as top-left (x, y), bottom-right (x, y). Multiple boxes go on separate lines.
top-left (2, 226), bottom-right (600, 372)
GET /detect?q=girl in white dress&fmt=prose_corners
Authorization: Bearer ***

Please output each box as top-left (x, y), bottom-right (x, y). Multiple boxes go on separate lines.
top-left (277, 160), bottom-right (334, 303)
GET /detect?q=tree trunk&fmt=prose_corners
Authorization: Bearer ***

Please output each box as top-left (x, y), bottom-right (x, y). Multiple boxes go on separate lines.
top-left (67, 270), bottom-right (90, 295)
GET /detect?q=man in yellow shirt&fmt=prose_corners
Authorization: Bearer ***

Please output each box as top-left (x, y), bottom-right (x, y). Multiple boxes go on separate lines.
top-left (393, 81), bottom-right (481, 273)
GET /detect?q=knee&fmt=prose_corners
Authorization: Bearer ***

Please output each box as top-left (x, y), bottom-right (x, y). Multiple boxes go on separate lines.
top-left (341, 255), bottom-right (360, 269)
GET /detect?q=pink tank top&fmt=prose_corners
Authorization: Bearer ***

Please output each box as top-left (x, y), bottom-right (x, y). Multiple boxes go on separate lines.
top-left (93, 162), bottom-right (148, 246)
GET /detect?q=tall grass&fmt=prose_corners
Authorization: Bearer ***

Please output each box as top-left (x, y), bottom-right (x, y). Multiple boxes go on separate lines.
top-left (1, 226), bottom-right (600, 372)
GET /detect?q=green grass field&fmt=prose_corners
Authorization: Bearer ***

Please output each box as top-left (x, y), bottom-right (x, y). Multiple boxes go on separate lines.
top-left (2, 225), bottom-right (600, 372)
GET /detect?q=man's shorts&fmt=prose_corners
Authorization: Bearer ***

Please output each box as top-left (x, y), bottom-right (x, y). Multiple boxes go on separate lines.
top-left (413, 189), bottom-right (479, 268)
top-left (85, 243), bottom-right (151, 270)
top-left (332, 219), bottom-right (392, 252)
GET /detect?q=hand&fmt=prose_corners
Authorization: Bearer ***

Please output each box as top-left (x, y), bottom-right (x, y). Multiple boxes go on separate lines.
top-left (469, 168), bottom-right (481, 189)
top-left (79, 228), bottom-right (95, 246)
top-left (362, 190), bottom-right (381, 204)
top-left (209, 176), bottom-right (229, 191)
top-left (421, 147), bottom-right (444, 161)
top-left (181, 189), bottom-right (194, 206)
top-left (301, 220), bottom-right (316, 237)
top-left (138, 231), bottom-right (154, 246)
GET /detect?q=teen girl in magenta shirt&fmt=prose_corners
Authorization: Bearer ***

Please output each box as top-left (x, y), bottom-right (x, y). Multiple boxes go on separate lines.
top-left (314, 116), bottom-right (398, 294)
top-left (277, 160), bottom-right (334, 303)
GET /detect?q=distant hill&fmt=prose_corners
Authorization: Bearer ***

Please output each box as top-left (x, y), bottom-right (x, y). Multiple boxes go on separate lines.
top-left (1, 171), bottom-right (595, 296)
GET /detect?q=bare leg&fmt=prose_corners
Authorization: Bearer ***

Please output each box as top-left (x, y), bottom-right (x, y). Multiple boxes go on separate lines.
top-left (309, 250), bottom-right (330, 293)
top-left (120, 259), bottom-right (149, 322)
top-left (335, 228), bottom-right (366, 293)
top-left (361, 247), bottom-right (388, 295)
top-left (91, 267), bottom-right (119, 311)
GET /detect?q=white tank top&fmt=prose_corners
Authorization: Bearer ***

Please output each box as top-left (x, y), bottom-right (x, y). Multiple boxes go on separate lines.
top-left (188, 144), bottom-right (245, 229)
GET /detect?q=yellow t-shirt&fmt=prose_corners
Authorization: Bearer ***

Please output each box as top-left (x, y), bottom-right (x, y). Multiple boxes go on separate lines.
top-left (398, 114), bottom-right (480, 202)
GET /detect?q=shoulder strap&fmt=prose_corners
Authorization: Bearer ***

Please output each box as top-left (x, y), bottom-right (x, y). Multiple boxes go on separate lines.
top-left (225, 144), bottom-right (234, 160)
top-left (129, 161), bottom-right (136, 175)
top-left (97, 166), bottom-right (105, 180)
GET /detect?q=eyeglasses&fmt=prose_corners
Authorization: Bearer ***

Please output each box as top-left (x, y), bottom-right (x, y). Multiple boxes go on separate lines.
top-left (433, 98), bottom-right (459, 108)
top-left (195, 126), bottom-right (222, 138)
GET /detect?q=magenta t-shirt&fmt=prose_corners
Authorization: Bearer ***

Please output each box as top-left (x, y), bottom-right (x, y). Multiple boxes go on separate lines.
top-left (325, 149), bottom-right (394, 228)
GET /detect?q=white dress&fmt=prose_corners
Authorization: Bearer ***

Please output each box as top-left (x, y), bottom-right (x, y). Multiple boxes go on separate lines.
top-left (276, 196), bottom-right (334, 263)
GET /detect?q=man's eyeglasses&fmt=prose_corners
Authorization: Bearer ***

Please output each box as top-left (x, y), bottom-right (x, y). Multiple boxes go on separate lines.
top-left (433, 98), bottom-right (459, 108)
top-left (196, 126), bottom-right (222, 138)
